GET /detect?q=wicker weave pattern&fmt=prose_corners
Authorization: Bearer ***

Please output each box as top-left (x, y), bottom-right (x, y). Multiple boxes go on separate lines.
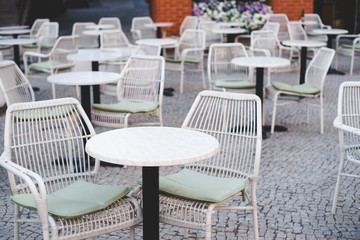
top-left (135, 90), bottom-right (262, 239)
top-left (0, 98), bottom-right (142, 239)
top-left (332, 82), bottom-right (360, 214)
top-left (130, 17), bottom-right (156, 41)
top-left (92, 55), bottom-right (164, 128)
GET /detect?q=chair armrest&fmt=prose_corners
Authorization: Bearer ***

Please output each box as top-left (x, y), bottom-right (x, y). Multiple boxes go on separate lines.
top-left (131, 29), bottom-right (142, 41)
top-left (0, 151), bottom-right (48, 201)
top-left (249, 47), bottom-right (271, 57)
top-left (333, 116), bottom-right (360, 135)
top-left (181, 47), bottom-right (205, 61)
top-left (23, 51), bottom-right (49, 58)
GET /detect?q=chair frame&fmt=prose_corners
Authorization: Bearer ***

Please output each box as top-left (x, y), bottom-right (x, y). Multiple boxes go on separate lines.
top-left (0, 98), bottom-right (142, 239)
top-left (332, 81), bottom-right (360, 214)
top-left (266, 47), bottom-right (335, 134)
top-left (134, 90), bottom-right (262, 239)
top-left (335, 34), bottom-right (360, 75)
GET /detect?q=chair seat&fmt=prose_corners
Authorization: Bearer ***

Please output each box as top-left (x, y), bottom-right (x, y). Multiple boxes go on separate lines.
top-left (29, 60), bottom-right (74, 70)
top-left (11, 180), bottom-right (131, 219)
top-left (342, 44), bottom-right (360, 50)
top-left (214, 80), bottom-right (255, 89)
top-left (92, 99), bottom-right (159, 113)
top-left (307, 32), bottom-right (325, 37)
top-left (158, 169), bottom-right (248, 202)
top-left (272, 81), bottom-right (320, 95)
top-left (165, 57), bottom-right (200, 64)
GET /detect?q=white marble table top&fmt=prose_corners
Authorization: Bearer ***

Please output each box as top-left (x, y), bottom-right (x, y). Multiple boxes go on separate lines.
top-left (0, 25), bottom-right (29, 30)
top-left (218, 22), bottom-right (245, 27)
top-left (0, 29), bottom-right (31, 36)
top-left (47, 71), bottom-right (121, 86)
top-left (85, 127), bottom-right (220, 167)
top-left (144, 22), bottom-right (173, 28)
top-left (232, 56), bottom-right (290, 68)
top-left (312, 28), bottom-right (348, 35)
top-left (0, 38), bottom-right (36, 45)
top-left (85, 24), bottom-right (114, 30)
top-left (135, 38), bottom-right (178, 46)
top-left (282, 40), bottom-right (326, 48)
top-left (212, 27), bottom-right (247, 34)
top-left (67, 49), bottom-right (122, 62)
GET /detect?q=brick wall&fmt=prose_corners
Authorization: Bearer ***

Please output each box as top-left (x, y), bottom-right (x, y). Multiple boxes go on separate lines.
top-left (267, 0), bottom-right (314, 20)
top-left (150, 0), bottom-right (193, 36)
top-left (149, 0), bottom-right (314, 36)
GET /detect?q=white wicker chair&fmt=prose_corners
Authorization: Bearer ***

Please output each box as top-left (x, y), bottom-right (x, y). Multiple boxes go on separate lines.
top-left (335, 34), bottom-right (360, 75)
top-left (164, 29), bottom-right (206, 94)
top-left (92, 55), bottom-right (164, 128)
top-left (130, 16), bottom-right (156, 41)
top-left (261, 22), bottom-right (280, 36)
top-left (250, 30), bottom-right (299, 86)
top-left (199, 21), bottom-right (223, 50)
top-left (134, 44), bottom-right (161, 56)
top-left (207, 43), bottom-right (255, 92)
top-left (288, 21), bottom-right (318, 57)
top-left (179, 16), bottom-right (199, 36)
top-left (332, 81), bottom-right (360, 214)
top-left (0, 98), bottom-right (142, 240)
top-left (304, 13), bottom-right (330, 42)
top-left (21, 22), bottom-right (59, 54)
top-left (98, 17), bottom-right (122, 30)
top-left (0, 60), bottom-right (35, 106)
top-left (23, 35), bottom-right (79, 98)
top-left (72, 22), bottom-right (99, 49)
top-left (134, 90), bottom-right (262, 239)
top-left (266, 13), bottom-right (290, 41)
top-left (265, 47), bottom-right (335, 134)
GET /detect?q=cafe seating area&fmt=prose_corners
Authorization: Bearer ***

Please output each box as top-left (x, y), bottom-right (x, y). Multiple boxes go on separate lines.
top-left (0, 1), bottom-right (359, 239)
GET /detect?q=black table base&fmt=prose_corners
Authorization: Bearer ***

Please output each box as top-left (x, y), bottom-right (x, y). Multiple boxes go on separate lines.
top-left (142, 166), bottom-right (159, 239)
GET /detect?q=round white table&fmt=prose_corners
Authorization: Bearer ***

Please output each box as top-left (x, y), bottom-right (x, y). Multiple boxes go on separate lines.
top-left (47, 71), bottom-right (121, 119)
top-left (0, 29), bottom-right (31, 38)
top-left (144, 22), bottom-right (173, 38)
top-left (212, 27), bottom-right (247, 42)
top-left (67, 49), bottom-right (122, 105)
top-left (0, 38), bottom-right (36, 67)
top-left (0, 25), bottom-right (29, 30)
top-left (135, 38), bottom-right (178, 47)
top-left (312, 28), bottom-right (349, 75)
top-left (85, 126), bottom-right (220, 240)
top-left (232, 57), bottom-right (290, 135)
top-left (282, 40), bottom-right (326, 84)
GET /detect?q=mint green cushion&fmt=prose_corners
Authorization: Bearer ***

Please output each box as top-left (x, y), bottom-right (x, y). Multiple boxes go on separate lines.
top-left (214, 80), bottom-right (255, 89)
top-left (11, 180), bottom-right (131, 219)
top-left (158, 169), bottom-right (248, 202)
top-left (17, 107), bottom-right (75, 121)
top-left (165, 57), bottom-right (200, 64)
top-left (92, 99), bottom-right (158, 113)
top-left (22, 44), bottom-right (38, 49)
top-left (29, 61), bottom-right (70, 70)
top-left (307, 32), bottom-right (325, 37)
top-left (0, 45), bottom-right (12, 50)
top-left (342, 44), bottom-right (360, 50)
top-left (272, 81), bottom-right (320, 94)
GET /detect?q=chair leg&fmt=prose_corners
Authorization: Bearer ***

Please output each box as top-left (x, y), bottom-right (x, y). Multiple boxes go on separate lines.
top-left (180, 68), bottom-right (185, 94)
top-left (332, 153), bottom-right (346, 214)
top-left (350, 53), bottom-right (355, 75)
top-left (271, 94), bottom-right (279, 134)
top-left (52, 83), bottom-right (56, 99)
top-left (306, 99), bottom-right (310, 124)
top-left (130, 226), bottom-right (135, 240)
top-left (184, 228), bottom-right (189, 238)
top-left (200, 63), bottom-right (206, 90)
top-left (320, 96), bottom-right (324, 134)
top-left (252, 201), bottom-right (259, 240)
top-left (14, 205), bottom-right (19, 240)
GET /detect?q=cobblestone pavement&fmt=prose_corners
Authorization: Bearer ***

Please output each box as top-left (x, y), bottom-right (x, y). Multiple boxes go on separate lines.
top-left (0, 1), bottom-right (360, 240)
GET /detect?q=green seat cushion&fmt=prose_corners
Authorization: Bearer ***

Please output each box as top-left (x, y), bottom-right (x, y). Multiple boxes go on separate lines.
top-left (158, 169), bottom-right (248, 202)
top-left (92, 99), bottom-right (159, 113)
top-left (307, 32), bottom-right (325, 37)
top-left (214, 80), bottom-right (255, 89)
top-left (0, 45), bottom-right (12, 50)
top-left (11, 180), bottom-right (131, 219)
top-left (272, 81), bottom-right (320, 95)
top-left (17, 107), bottom-right (74, 121)
top-left (22, 44), bottom-right (38, 48)
top-left (342, 44), bottom-right (360, 50)
top-left (29, 61), bottom-right (71, 70)
top-left (165, 57), bottom-right (200, 64)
